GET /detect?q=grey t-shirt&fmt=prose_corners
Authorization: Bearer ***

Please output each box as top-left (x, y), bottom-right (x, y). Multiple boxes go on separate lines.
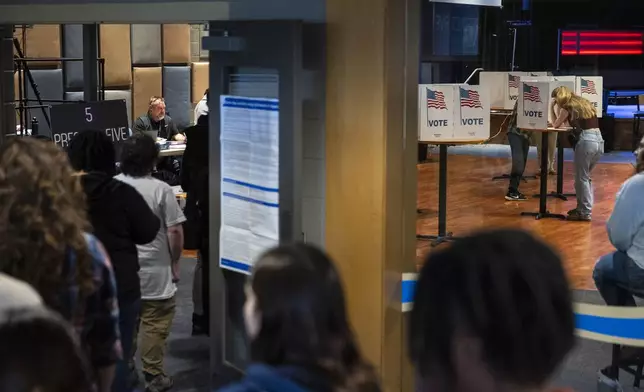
top-left (115, 174), bottom-right (187, 300)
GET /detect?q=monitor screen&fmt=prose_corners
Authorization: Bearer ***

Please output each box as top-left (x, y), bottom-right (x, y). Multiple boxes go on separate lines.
top-left (560, 30), bottom-right (643, 56)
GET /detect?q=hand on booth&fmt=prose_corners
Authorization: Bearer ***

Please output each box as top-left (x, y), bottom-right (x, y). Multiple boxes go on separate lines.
top-left (173, 133), bottom-right (186, 142)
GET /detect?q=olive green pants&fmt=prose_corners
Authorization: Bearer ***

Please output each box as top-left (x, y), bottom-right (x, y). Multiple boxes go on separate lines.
top-left (132, 296), bottom-right (176, 377)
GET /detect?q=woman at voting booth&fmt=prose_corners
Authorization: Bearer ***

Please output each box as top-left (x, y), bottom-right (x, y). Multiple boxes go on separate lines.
top-left (551, 86), bottom-right (604, 221)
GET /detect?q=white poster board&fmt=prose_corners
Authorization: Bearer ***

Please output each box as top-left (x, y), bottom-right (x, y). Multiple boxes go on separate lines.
top-left (575, 76), bottom-right (603, 118)
top-left (517, 81), bottom-right (549, 130)
top-left (219, 95), bottom-right (280, 275)
top-left (479, 72), bottom-right (506, 109)
top-left (528, 71), bottom-right (553, 77)
top-left (418, 84), bottom-right (457, 141)
top-left (454, 85), bottom-right (490, 139)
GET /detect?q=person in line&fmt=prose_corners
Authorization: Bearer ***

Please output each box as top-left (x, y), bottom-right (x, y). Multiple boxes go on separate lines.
top-left (133, 96), bottom-right (185, 142)
top-left (116, 135), bottom-right (186, 392)
top-left (0, 138), bottom-right (121, 392)
top-left (67, 130), bottom-right (162, 392)
top-left (0, 307), bottom-right (94, 392)
top-left (505, 101), bottom-right (531, 201)
top-left (550, 86), bottom-right (604, 221)
top-left (181, 114), bottom-right (210, 335)
top-left (218, 243), bottom-right (381, 392)
top-left (194, 89), bottom-right (209, 123)
top-left (409, 228), bottom-right (575, 392)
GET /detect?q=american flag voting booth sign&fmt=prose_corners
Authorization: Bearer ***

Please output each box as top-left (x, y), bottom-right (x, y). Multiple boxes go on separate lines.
top-left (520, 76), bottom-right (576, 124)
top-left (576, 76), bottom-right (603, 117)
top-left (418, 84), bottom-right (490, 141)
top-left (517, 81), bottom-right (550, 130)
top-left (479, 71), bottom-right (553, 110)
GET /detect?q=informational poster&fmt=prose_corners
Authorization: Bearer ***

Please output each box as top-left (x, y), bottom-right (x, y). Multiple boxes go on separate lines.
top-left (418, 84), bottom-right (457, 141)
top-left (219, 95), bottom-right (279, 275)
top-left (454, 85), bottom-right (490, 139)
top-left (575, 76), bottom-right (603, 118)
top-left (517, 81), bottom-right (549, 130)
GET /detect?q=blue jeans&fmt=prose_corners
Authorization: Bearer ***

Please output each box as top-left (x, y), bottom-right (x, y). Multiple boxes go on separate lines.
top-left (574, 129), bottom-right (604, 215)
top-left (112, 298), bottom-right (141, 392)
top-left (593, 251), bottom-right (644, 306)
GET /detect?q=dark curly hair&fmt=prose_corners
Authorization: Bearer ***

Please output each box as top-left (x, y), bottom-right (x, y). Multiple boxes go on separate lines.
top-left (0, 138), bottom-right (94, 310)
top-left (120, 134), bottom-right (159, 177)
top-left (409, 229), bottom-right (575, 390)
top-left (67, 129), bottom-right (116, 176)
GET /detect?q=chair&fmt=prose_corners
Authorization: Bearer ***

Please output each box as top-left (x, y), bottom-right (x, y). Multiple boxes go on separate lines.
top-left (632, 95), bottom-right (644, 151)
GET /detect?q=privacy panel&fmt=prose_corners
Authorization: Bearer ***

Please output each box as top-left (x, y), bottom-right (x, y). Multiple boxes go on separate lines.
top-left (132, 67), bottom-right (162, 120)
top-left (163, 24), bottom-right (191, 63)
top-left (63, 24), bottom-right (84, 89)
top-left (100, 24), bottom-right (132, 87)
top-left (26, 69), bottom-right (64, 136)
top-left (131, 24), bottom-right (162, 64)
top-left (163, 66), bottom-right (192, 130)
top-left (191, 62), bottom-right (209, 104)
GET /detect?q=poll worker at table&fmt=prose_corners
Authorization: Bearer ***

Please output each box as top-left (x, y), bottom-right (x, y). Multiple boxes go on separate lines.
top-left (550, 86), bottom-right (604, 221)
top-left (133, 96), bottom-right (185, 142)
top-left (505, 101), bottom-right (531, 201)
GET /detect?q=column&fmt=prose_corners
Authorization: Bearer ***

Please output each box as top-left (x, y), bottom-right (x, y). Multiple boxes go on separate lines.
top-left (325, 0), bottom-right (419, 390)
top-left (0, 25), bottom-right (15, 141)
top-left (83, 24), bottom-right (99, 101)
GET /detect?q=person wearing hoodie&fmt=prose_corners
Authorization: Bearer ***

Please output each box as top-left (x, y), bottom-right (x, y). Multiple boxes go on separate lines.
top-left (218, 243), bottom-right (381, 392)
top-left (67, 130), bottom-right (161, 392)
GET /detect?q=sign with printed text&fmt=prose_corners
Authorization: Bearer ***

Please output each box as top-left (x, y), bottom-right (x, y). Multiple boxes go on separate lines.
top-left (506, 72), bottom-right (527, 109)
top-left (454, 85), bottom-right (490, 139)
top-left (575, 76), bottom-right (603, 118)
top-left (418, 84), bottom-right (457, 141)
top-left (517, 81), bottom-right (549, 129)
top-left (50, 100), bottom-right (129, 149)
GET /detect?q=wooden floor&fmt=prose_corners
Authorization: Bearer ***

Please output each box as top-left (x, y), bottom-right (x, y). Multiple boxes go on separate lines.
top-left (416, 153), bottom-right (634, 290)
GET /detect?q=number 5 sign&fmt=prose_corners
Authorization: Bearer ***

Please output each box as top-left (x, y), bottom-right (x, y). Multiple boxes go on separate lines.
top-left (50, 100), bottom-right (129, 149)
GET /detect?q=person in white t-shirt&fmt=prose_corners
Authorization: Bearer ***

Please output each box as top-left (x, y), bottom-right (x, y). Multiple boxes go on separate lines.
top-left (115, 135), bottom-right (186, 392)
top-left (194, 89), bottom-right (209, 124)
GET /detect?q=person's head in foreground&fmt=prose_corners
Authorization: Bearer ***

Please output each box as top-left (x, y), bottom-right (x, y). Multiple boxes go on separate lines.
top-left (148, 96), bottom-right (167, 122)
top-left (120, 134), bottom-right (159, 178)
top-left (0, 307), bottom-right (92, 392)
top-left (233, 243), bottom-right (380, 392)
top-left (409, 229), bottom-right (575, 392)
top-left (67, 129), bottom-right (117, 176)
top-left (551, 86), bottom-right (596, 121)
top-left (0, 138), bottom-right (94, 309)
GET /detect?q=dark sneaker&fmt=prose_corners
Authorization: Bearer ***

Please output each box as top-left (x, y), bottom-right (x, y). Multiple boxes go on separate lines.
top-left (505, 191), bottom-right (527, 201)
top-left (567, 210), bottom-right (591, 221)
top-left (145, 373), bottom-right (173, 392)
top-left (567, 208), bottom-right (578, 216)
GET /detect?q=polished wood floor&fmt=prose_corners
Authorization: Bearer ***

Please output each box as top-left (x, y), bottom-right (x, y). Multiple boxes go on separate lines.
top-left (416, 153), bottom-right (634, 290)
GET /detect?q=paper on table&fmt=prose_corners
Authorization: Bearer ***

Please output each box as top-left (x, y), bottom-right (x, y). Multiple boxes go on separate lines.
top-left (219, 96), bottom-right (280, 274)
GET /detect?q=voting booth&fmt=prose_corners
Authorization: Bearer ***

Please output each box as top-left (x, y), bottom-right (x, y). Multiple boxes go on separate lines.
top-left (479, 71), bottom-right (554, 110)
top-left (520, 76), bottom-right (576, 123)
top-left (576, 76), bottom-right (603, 117)
top-left (517, 81), bottom-right (550, 129)
top-left (418, 84), bottom-right (490, 141)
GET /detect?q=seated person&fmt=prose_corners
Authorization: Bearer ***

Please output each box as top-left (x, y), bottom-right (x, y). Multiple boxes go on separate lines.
top-left (133, 96), bottom-right (185, 142)
top-left (593, 143), bottom-right (644, 306)
top-left (410, 229), bottom-right (575, 392)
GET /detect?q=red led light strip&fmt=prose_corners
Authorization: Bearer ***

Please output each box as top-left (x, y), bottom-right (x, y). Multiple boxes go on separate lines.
top-left (560, 30), bottom-right (643, 55)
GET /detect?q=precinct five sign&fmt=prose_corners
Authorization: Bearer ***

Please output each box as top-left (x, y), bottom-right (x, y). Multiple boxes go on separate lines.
top-left (50, 100), bottom-right (129, 149)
